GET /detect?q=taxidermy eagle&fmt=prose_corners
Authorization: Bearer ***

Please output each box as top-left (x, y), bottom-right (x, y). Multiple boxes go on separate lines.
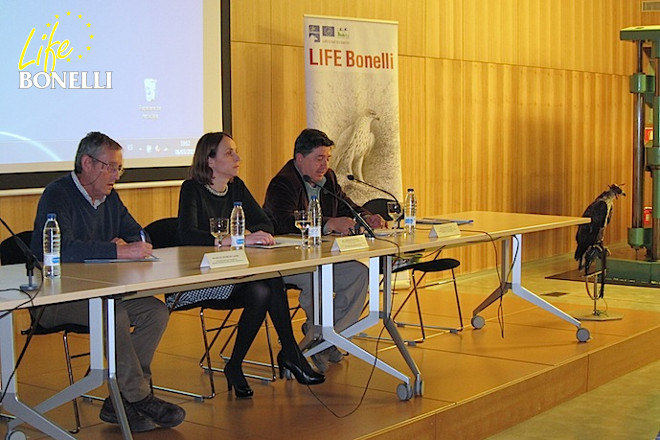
top-left (574, 184), bottom-right (625, 271)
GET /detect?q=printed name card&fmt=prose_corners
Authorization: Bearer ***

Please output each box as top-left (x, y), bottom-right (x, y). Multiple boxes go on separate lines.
top-left (429, 222), bottom-right (461, 238)
top-left (331, 235), bottom-right (369, 252)
top-left (200, 249), bottom-right (249, 269)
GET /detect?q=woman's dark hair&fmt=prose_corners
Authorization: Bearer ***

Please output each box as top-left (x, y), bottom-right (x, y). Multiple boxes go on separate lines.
top-left (190, 132), bottom-right (233, 185)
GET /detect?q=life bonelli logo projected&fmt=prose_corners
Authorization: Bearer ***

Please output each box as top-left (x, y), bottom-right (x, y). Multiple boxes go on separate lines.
top-left (17, 11), bottom-right (111, 89)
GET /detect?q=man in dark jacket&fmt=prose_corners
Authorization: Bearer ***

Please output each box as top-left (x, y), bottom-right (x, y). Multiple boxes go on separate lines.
top-left (263, 128), bottom-right (385, 372)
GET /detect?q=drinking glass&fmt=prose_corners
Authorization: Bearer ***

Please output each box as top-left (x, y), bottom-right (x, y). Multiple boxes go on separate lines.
top-left (387, 201), bottom-right (402, 229)
top-left (293, 210), bottom-right (311, 248)
top-left (209, 217), bottom-right (229, 249)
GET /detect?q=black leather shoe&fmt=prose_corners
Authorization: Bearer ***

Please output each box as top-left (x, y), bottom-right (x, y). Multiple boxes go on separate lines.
top-left (224, 362), bottom-right (254, 398)
top-left (277, 351), bottom-right (325, 385)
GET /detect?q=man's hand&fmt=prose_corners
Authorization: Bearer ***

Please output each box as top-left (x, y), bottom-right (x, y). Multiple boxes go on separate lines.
top-left (325, 217), bottom-right (356, 235)
top-left (365, 214), bottom-right (386, 229)
top-left (116, 241), bottom-right (153, 259)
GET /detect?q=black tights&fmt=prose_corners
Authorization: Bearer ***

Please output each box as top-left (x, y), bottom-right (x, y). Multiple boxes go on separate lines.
top-left (205, 278), bottom-right (301, 366)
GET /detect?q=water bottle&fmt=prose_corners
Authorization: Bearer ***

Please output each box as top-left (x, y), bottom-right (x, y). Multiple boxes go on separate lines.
top-left (42, 213), bottom-right (61, 277)
top-left (308, 195), bottom-right (322, 247)
top-left (230, 202), bottom-right (245, 250)
top-left (403, 188), bottom-right (417, 234)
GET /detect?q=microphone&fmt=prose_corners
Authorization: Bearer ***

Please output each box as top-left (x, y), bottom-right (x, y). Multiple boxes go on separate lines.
top-left (346, 173), bottom-right (401, 212)
top-left (0, 217), bottom-right (41, 291)
top-left (303, 175), bottom-right (376, 238)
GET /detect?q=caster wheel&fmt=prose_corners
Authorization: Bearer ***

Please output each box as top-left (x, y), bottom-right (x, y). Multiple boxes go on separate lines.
top-left (6, 430), bottom-right (27, 440)
top-left (471, 315), bottom-right (486, 329)
top-left (576, 327), bottom-right (590, 342)
top-left (396, 383), bottom-right (413, 401)
top-left (414, 379), bottom-right (424, 396)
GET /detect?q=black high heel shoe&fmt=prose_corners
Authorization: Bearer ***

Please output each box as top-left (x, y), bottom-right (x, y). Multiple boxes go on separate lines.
top-left (224, 362), bottom-right (254, 398)
top-left (277, 351), bottom-right (325, 385)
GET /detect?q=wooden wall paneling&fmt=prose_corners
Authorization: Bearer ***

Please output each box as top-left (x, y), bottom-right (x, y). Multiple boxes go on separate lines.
top-left (0, 195), bottom-right (39, 242)
top-left (271, 0), bottom-right (427, 57)
top-left (231, 0), bottom-right (272, 44)
top-left (270, 45), bottom-right (306, 188)
top-left (461, 61), bottom-right (484, 212)
top-left (230, 42), bottom-right (273, 203)
top-left (557, 0), bottom-right (578, 72)
top-left (517, 0), bottom-right (544, 69)
top-left (425, 58), bottom-right (464, 215)
top-left (463, 0), bottom-right (518, 65)
top-left (427, 0), bottom-right (463, 61)
top-left (545, 0), bottom-right (565, 71)
top-left (270, 0), bottom-right (305, 47)
top-left (641, 10), bottom-right (660, 26)
top-left (571, 0), bottom-right (588, 73)
top-left (484, 63), bottom-right (515, 214)
top-left (390, 0), bottom-right (426, 58)
top-left (115, 187), bottom-right (176, 228)
top-left (514, 66), bottom-right (538, 214)
top-left (399, 55), bottom-right (428, 215)
top-left (566, 70), bottom-right (595, 223)
top-left (616, 1), bottom-right (642, 76)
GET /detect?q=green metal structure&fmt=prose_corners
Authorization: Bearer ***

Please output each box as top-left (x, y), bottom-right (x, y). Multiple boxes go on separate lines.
top-left (610, 26), bottom-right (660, 283)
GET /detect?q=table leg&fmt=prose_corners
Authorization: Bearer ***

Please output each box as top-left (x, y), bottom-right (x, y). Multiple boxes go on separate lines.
top-left (1, 298), bottom-right (114, 440)
top-left (105, 297), bottom-right (133, 440)
top-left (308, 260), bottom-right (414, 391)
top-left (471, 235), bottom-right (585, 332)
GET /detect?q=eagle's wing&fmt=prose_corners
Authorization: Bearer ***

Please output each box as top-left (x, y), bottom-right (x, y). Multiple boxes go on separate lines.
top-left (574, 200), bottom-right (608, 268)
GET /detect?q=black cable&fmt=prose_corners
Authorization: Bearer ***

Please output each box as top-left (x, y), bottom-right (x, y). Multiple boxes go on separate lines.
top-left (462, 229), bottom-right (518, 339)
top-left (289, 233), bottom-right (409, 416)
top-left (0, 285), bottom-right (44, 404)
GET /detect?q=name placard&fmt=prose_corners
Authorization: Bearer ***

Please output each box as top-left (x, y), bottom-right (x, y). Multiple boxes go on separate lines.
top-left (331, 235), bottom-right (369, 252)
top-left (200, 250), bottom-right (249, 269)
top-left (429, 222), bottom-right (461, 238)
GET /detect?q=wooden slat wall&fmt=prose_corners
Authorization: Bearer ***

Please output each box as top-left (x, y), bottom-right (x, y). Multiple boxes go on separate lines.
top-left (0, 1), bottom-right (651, 275)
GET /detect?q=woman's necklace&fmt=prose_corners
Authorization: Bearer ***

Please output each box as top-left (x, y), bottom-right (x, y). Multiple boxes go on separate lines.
top-left (205, 184), bottom-right (228, 197)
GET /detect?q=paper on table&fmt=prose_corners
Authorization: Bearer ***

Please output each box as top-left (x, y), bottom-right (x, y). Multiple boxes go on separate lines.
top-left (371, 228), bottom-right (402, 236)
top-left (84, 255), bottom-right (160, 263)
top-left (246, 237), bottom-right (301, 249)
top-left (417, 218), bottom-right (473, 225)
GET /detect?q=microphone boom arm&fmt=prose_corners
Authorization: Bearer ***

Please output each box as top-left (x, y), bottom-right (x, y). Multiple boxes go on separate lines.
top-left (303, 175), bottom-right (376, 238)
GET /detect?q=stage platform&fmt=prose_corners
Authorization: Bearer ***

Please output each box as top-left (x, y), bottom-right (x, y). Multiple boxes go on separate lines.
top-left (3, 253), bottom-right (660, 439)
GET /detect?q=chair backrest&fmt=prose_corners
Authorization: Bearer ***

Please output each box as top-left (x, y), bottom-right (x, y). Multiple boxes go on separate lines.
top-left (362, 198), bottom-right (393, 220)
top-left (0, 230), bottom-right (33, 265)
top-left (144, 218), bottom-right (178, 249)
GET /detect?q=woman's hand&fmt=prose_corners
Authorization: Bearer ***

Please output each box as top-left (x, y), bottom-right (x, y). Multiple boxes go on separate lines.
top-left (244, 230), bottom-right (276, 246)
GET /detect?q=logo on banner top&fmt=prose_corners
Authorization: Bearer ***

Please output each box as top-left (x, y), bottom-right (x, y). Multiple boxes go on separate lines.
top-left (308, 24), bottom-right (350, 44)
top-left (17, 10), bottom-right (112, 90)
top-left (306, 23), bottom-right (394, 70)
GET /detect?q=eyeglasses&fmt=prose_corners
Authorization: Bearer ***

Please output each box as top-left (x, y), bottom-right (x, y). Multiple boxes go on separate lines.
top-left (90, 156), bottom-right (124, 177)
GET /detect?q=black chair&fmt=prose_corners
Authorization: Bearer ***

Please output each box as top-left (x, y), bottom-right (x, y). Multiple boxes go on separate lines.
top-left (360, 200), bottom-right (464, 342)
top-left (143, 217), bottom-right (179, 248)
top-left (146, 218), bottom-right (281, 401)
top-left (1, 231), bottom-right (94, 434)
top-left (391, 255), bottom-right (464, 342)
top-left (0, 231), bottom-right (34, 265)
top-left (362, 198), bottom-right (394, 221)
